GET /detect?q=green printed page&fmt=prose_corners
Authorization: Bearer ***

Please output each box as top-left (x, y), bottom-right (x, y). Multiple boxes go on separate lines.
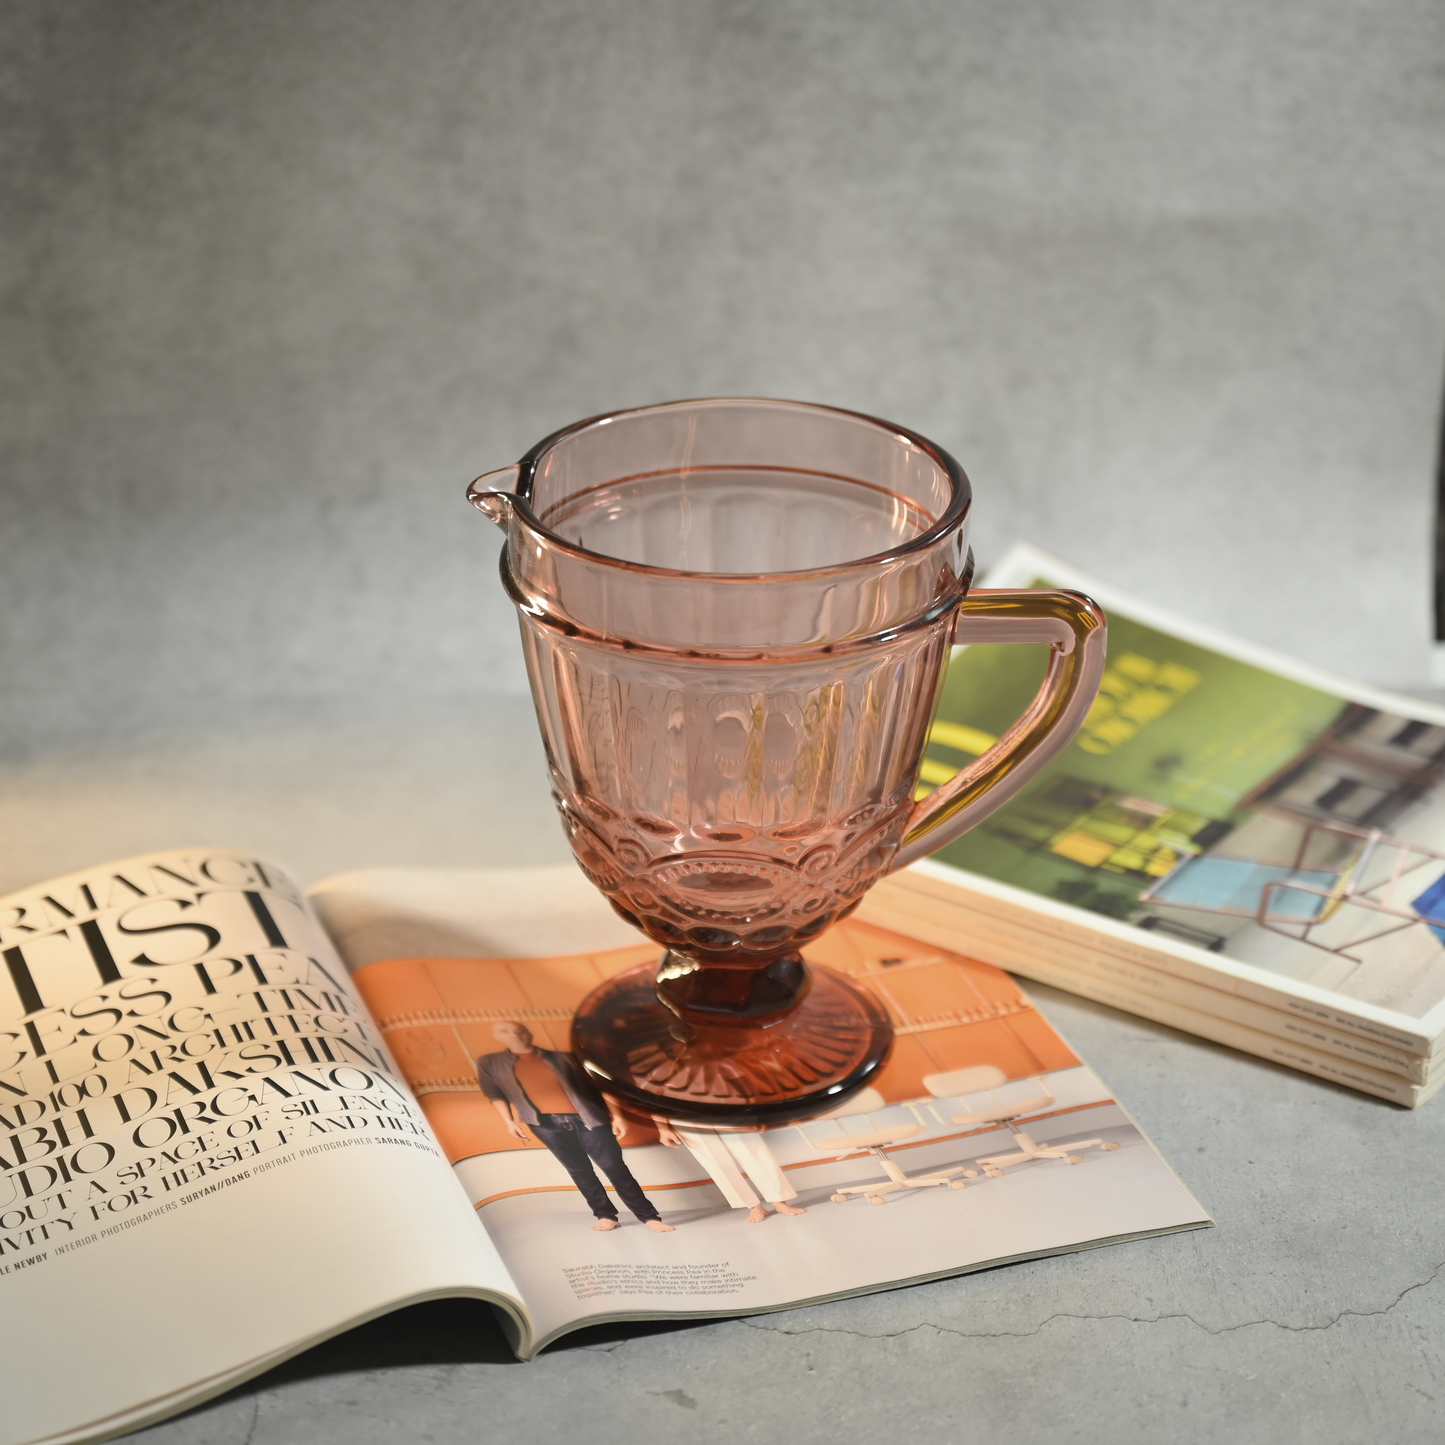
top-left (924, 580), bottom-right (1347, 922)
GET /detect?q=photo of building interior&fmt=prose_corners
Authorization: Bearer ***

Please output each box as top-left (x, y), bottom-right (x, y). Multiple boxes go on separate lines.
top-left (927, 611), bottom-right (1445, 1017)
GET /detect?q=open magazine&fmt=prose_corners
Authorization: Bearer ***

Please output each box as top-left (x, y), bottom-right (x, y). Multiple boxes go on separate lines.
top-left (0, 849), bottom-right (1209, 1445)
top-left (862, 544), bottom-right (1445, 1106)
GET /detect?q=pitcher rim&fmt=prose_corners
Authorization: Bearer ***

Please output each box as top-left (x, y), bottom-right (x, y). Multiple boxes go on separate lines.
top-left (508, 395), bottom-right (973, 583)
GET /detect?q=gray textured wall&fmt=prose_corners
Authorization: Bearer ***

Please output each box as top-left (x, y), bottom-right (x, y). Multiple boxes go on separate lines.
top-left (3, 0), bottom-right (1443, 751)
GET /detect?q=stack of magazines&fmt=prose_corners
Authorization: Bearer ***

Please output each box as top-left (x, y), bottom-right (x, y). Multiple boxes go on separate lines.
top-left (862, 545), bottom-right (1445, 1107)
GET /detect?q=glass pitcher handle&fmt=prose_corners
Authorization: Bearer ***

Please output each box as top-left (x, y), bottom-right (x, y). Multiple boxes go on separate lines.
top-left (892, 588), bottom-right (1107, 871)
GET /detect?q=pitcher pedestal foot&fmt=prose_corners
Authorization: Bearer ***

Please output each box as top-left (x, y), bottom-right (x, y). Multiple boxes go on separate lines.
top-left (571, 961), bottom-right (892, 1126)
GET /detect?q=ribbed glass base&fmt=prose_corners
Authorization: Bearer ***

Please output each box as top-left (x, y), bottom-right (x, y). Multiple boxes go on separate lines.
top-left (570, 959), bottom-right (893, 1126)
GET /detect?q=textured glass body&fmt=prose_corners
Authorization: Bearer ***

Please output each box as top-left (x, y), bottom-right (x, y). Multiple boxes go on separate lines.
top-left (488, 401), bottom-right (971, 981)
top-left (524, 623), bottom-right (951, 966)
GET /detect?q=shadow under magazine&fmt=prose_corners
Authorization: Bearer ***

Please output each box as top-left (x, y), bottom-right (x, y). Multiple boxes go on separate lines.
top-left (191, 1298), bottom-right (720, 1411)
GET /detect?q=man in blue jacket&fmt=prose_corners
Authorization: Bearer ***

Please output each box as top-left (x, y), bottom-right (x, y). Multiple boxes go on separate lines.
top-left (478, 1020), bottom-right (674, 1233)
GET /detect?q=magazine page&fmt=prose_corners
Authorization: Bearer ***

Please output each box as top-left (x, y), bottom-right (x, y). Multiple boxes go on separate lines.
top-left (917, 544), bottom-right (1445, 1050)
top-left (0, 850), bottom-right (524, 1445)
top-left (309, 864), bottom-right (1211, 1354)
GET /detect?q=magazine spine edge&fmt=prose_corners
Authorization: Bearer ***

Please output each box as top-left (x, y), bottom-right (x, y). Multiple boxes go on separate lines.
top-left (880, 864), bottom-right (1439, 1056)
top-left (858, 888), bottom-right (1432, 1083)
top-left (1003, 952), bottom-right (1426, 1107)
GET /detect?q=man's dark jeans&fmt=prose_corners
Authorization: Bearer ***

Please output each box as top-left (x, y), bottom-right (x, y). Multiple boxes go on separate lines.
top-left (529, 1113), bottom-right (662, 1222)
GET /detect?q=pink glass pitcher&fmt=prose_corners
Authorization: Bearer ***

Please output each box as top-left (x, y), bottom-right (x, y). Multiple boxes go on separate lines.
top-left (469, 397), bottom-right (1104, 1124)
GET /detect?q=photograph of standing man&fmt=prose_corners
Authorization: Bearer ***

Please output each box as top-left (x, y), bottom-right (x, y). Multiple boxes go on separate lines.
top-left (478, 1021), bottom-right (675, 1234)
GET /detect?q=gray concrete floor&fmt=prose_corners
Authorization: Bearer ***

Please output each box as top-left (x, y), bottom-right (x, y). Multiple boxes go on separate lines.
top-left (5, 699), bottom-right (1443, 1445)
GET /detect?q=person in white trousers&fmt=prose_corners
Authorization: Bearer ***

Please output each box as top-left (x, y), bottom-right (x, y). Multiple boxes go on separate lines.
top-left (656, 1121), bottom-right (807, 1224)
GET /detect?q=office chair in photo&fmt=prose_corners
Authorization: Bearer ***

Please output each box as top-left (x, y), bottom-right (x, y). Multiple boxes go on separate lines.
top-left (922, 1066), bottom-right (1120, 1177)
top-left (795, 1088), bottom-right (973, 1206)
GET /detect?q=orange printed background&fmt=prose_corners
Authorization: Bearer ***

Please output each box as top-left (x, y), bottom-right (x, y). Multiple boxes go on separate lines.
top-left (352, 919), bottom-right (1079, 1165)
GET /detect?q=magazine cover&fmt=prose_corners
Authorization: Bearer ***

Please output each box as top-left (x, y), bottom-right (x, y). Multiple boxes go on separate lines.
top-left (347, 902), bottom-right (1210, 1349)
top-left (919, 545), bottom-right (1445, 1034)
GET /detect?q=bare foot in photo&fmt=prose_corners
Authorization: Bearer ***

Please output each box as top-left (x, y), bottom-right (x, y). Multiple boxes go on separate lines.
top-left (645, 1219), bottom-right (675, 1233)
top-left (773, 1201), bottom-right (806, 1216)
top-left (744, 1205), bottom-right (770, 1223)
top-left (592, 1218), bottom-right (620, 1231)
